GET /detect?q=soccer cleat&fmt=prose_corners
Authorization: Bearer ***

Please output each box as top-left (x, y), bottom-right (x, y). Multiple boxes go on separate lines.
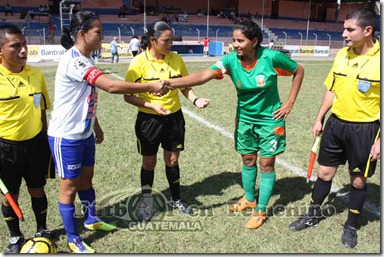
top-left (169, 199), bottom-right (193, 215)
top-left (139, 195), bottom-right (153, 222)
top-left (289, 214), bottom-right (320, 231)
top-left (84, 219), bottom-right (117, 232)
top-left (68, 237), bottom-right (95, 253)
top-left (35, 227), bottom-right (52, 239)
top-left (5, 236), bottom-right (25, 253)
top-left (341, 225), bottom-right (358, 249)
top-left (228, 196), bottom-right (257, 212)
top-left (246, 211), bottom-right (267, 229)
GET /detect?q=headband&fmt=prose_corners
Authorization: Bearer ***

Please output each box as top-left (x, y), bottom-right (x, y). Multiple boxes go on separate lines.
top-left (72, 14), bottom-right (98, 32)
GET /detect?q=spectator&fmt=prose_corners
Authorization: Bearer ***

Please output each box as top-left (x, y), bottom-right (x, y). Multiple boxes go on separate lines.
top-left (47, 22), bottom-right (56, 43)
top-left (217, 10), bottom-right (225, 18)
top-left (165, 14), bottom-right (171, 24)
top-left (43, 5), bottom-right (50, 14)
top-left (4, 3), bottom-right (13, 16)
top-left (247, 11), bottom-right (252, 20)
top-left (202, 37), bottom-right (210, 56)
top-left (197, 8), bottom-right (203, 17)
top-left (19, 9), bottom-right (28, 19)
top-left (268, 39), bottom-right (275, 49)
top-left (118, 4), bottom-right (128, 18)
top-left (110, 36), bottom-right (119, 63)
top-left (182, 11), bottom-right (188, 22)
top-left (128, 34), bottom-right (141, 57)
top-left (173, 14), bottom-right (178, 23)
top-left (91, 48), bottom-right (102, 64)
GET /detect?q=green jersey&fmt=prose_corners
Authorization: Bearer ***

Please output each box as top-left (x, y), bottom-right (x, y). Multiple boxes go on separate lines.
top-left (210, 48), bottom-right (298, 125)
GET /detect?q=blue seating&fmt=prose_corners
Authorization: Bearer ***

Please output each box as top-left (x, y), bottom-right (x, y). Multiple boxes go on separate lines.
top-left (270, 28), bottom-right (341, 40)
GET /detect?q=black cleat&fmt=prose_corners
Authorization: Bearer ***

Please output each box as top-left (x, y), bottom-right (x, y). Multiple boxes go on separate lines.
top-left (5, 236), bottom-right (25, 254)
top-left (289, 214), bottom-right (320, 231)
top-left (169, 199), bottom-right (193, 215)
top-left (35, 227), bottom-right (52, 239)
top-left (341, 225), bottom-right (357, 249)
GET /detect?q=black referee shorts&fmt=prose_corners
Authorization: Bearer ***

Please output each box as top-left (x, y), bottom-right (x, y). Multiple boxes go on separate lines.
top-left (318, 114), bottom-right (380, 177)
top-left (135, 110), bottom-right (185, 156)
top-left (0, 131), bottom-right (51, 194)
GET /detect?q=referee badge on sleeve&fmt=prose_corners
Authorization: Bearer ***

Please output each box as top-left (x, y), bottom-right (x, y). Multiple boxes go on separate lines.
top-left (358, 80), bottom-right (370, 93)
top-left (33, 93), bottom-right (42, 108)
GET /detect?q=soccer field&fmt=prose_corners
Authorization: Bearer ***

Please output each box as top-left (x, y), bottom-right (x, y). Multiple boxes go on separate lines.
top-left (0, 60), bottom-right (380, 253)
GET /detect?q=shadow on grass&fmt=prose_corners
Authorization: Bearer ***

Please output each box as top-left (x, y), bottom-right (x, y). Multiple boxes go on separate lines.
top-left (95, 172), bottom-right (315, 228)
top-left (49, 215), bottom-right (119, 252)
top-left (92, 171), bottom-right (240, 229)
top-left (321, 182), bottom-right (380, 228)
top-left (90, 172), bottom-right (379, 239)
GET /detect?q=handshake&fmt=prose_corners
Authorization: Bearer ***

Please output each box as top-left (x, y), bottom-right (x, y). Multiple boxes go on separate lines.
top-left (149, 80), bottom-right (174, 96)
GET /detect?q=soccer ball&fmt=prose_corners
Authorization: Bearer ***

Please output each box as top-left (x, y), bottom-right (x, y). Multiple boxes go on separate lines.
top-left (20, 237), bottom-right (57, 253)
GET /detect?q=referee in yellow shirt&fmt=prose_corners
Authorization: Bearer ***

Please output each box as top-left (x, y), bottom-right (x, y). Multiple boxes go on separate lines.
top-left (0, 25), bottom-right (52, 253)
top-left (124, 21), bottom-right (211, 221)
top-left (289, 8), bottom-right (380, 249)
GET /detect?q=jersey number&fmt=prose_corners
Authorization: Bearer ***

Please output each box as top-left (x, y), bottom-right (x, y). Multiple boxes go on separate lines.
top-left (269, 140), bottom-right (277, 152)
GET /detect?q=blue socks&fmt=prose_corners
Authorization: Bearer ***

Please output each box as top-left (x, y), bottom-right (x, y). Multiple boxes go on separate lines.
top-left (58, 202), bottom-right (79, 242)
top-left (78, 187), bottom-right (98, 225)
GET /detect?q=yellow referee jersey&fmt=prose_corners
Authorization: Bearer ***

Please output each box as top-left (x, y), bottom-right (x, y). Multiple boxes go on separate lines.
top-left (324, 40), bottom-right (380, 122)
top-left (125, 49), bottom-right (188, 114)
top-left (0, 64), bottom-right (51, 141)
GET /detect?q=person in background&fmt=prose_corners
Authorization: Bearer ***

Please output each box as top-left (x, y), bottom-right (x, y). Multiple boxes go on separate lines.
top-left (124, 21), bottom-right (210, 222)
top-left (289, 8), bottom-right (380, 249)
top-left (0, 24), bottom-right (52, 253)
top-left (128, 34), bottom-right (141, 57)
top-left (110, 36), bottom-right (119, 63)
top-left (118, 4), bottom-right (128, 18)
top-left (268, 39), bottom-right (274, 49)
top-left (166, 20), bottom-right (304, 230)
top-left (4, 3), bottom-right (13, 16)
top-left (91, 47), bottom-right (102, 64)
top-left (48, 22), bottom-right (56, 43)
top-left (48, 11), bottom-right (169, 253)
top-left (202, 37), bottom-right (210, 56)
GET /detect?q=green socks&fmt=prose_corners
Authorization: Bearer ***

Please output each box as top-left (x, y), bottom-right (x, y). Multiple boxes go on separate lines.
top-left (242, 165), bottom-right (257, 202)
top-left (256, 171), bottom-right (276, 212)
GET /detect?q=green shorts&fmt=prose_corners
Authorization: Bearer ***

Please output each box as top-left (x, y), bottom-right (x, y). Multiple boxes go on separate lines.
top-left (234, 120), bottom-right (286, 157)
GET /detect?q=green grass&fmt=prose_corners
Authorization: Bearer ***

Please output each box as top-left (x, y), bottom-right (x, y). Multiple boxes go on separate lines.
top-left (0, 61), bottom-right (380, 253)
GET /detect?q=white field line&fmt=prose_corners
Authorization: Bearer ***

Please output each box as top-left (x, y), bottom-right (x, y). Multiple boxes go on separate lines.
top-left (108, 71), bottom-right (380, 217)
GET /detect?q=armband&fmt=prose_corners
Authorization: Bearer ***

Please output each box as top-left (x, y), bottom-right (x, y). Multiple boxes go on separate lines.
top-left (84, 67), bottom-right (103, 84)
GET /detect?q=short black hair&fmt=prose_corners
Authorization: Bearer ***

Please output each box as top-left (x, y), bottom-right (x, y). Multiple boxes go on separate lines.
top-left (0, 24), bottom-right (22, 47)
top-left (346, 8), bottom-right (378, 35)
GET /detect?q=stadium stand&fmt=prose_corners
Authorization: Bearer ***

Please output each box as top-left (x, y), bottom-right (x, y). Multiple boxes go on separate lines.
top-left (0, 0), bottom-right (376, 49)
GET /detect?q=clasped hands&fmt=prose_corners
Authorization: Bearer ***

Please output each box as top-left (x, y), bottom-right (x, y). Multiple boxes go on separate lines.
top-left (149, 80), bottom-right (174, 96)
